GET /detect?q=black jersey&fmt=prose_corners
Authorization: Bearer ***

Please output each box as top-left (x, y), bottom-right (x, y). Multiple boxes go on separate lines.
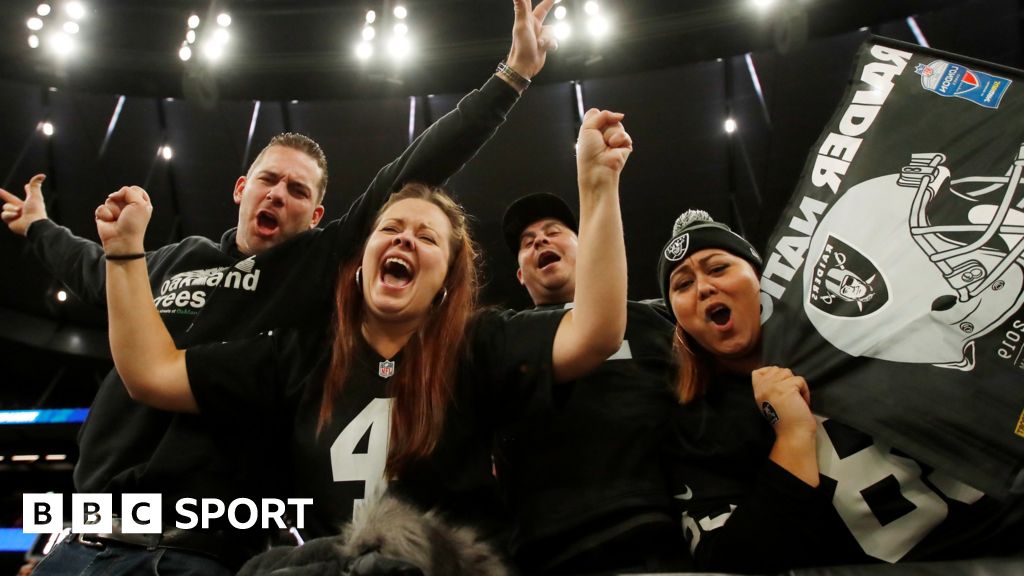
top-left (23, 76), bottom-right (520, 542)
top-left (666, 372), bottom-right (1024, 573)
top-left (493, 299), bottom-right (680, 571)
top-left (186, 307), bottom-right (567, 540)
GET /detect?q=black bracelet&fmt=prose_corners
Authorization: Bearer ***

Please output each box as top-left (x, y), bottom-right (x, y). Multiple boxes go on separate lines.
top-left (105, 253), bottom-right (146, 261)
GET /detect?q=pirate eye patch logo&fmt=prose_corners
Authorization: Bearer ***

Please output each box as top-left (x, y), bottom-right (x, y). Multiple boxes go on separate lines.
top-left (915, 59), bottom-right (1011, 109)
top-left (809, 235), bottom-right (888, 318)
top-left (665, 234), bottom-right (689, 262)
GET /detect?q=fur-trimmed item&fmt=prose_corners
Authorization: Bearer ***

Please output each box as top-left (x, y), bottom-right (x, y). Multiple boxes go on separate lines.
top-left (237, 494), bottom-right (509, 576)
top-left (341, 494), bottom-right (510, 576)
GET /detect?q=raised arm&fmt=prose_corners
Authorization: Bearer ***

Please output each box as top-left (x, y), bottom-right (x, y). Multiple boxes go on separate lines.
top-left (551, 109), bottom-right (631, 382)
top-left (2, 174), bottom-right (110, 305)
top-left (96, 186), bottom-right (197, 413)
top-left (332, 0), bottom-right (556, 257)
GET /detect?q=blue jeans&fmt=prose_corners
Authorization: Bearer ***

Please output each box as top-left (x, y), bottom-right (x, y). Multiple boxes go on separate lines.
top-left (32, 535), bottom-right (235, 576)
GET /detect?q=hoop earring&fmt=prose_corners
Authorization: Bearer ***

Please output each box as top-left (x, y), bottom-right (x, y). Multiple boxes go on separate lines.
top-left (355, 267), bottom-right (362, 289)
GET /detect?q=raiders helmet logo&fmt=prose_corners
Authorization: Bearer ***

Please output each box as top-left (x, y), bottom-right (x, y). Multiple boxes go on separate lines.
top-left (808, 235), bottom-right (889, 318)
top-left (664, 234), bottom-right (689, 262)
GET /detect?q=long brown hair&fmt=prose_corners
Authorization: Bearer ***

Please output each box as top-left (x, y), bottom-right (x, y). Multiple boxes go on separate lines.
top-left (319, 183), bottom-right (479, 477)
top-left (672, 325), bottom-right (712, 405)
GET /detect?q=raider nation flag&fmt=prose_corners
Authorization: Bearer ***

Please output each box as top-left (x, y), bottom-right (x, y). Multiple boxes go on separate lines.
top-left (761, 37), bottom-right (1024, 501)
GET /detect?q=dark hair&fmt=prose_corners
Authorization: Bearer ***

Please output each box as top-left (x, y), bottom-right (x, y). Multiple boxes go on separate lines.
top-left (249, 132), bottom-right (329, 203)
top-left (319, 183), bottom-right (479, 478)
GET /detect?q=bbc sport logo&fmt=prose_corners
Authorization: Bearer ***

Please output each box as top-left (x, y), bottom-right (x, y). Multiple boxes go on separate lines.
top-left (22, 493), bottom-right (313, 533)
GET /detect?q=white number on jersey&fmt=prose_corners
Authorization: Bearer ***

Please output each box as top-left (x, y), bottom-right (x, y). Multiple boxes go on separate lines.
top-left (816, 416), bottom-right (982, 562)
top-left (330, 398), bottom-right (392, 515)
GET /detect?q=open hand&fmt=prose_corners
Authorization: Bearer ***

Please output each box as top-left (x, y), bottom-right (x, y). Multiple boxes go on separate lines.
top-left (0, 174), bottom-right (49, 236)
top-left (506, 0), bottom-right (557, 82)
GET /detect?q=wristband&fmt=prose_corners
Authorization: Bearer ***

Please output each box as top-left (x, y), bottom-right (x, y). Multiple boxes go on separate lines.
top-left (496, 61), bottom-right (531, 92)
top-left (105, 253), bottom-right (146, 261)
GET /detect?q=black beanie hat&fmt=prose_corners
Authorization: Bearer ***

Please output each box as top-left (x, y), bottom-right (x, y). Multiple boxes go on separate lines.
top-left (501, 193), bottom-right (578, 255)
top-left (658, 209), bottom-right (763, 322)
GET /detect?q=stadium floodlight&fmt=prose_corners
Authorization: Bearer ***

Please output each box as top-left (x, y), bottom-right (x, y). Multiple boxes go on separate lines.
top-left (356, 41), bottom-right (372, 60)
top-left (65, 2), bottom-right (85, 20)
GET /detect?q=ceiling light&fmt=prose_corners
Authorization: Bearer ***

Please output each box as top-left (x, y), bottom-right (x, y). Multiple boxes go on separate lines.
top-left (362, 26), bottom-right (375, 41)
top-left (724, 117), bottom-right (737, 133)
top-left (49, 31), bottom-right (74, 56)
top-left (217, 13), bottom-right (231, 27)
top-left (554, 6), bottom-right (567, 20)
top-left (56, 290), bottom-right (68, 302)
top-left (752, 0), bottom-right (775, 8)
top-left (65, 2), bottom-right (85, 20)
top-left (388, 35), bottom-right (411, 60)
top-left (37, 4), bottom-right (51, 16)
top-left (186, 29), bottom-right (196, 43)
top-left (214, 28), bottom-right (229, 44)
top-left (187, 14), bottom-right (200, 29)
top-left (394, 22), bottom-right (408, 36)
top-left (42, 121), bottom-right (54, 136)
top-left (365, 10), bottom-right (376, 24)
top-left (160, 145), bottom-right (173, 160)
top-left (28, 34), bottom-right (40, 48)
top-left (63, 21), bottom-right (80, 34)
top-left (393, 5), bottom-right (407, 19)
top-left (203, 41), bottom-right (224, 61)
top-left (554, 22), bottom-right (571, 40)
top-left (584, 1), bottom-right (600, 15)
top-left (179, 44), bottom-right (192, 61)
top-left (45, 454), bottom-right (67, 461)
top-left (587, 15), bottom-right (610, 38)
top-left (27, 17), bottom-right (44, 31)
top-left (355, 41), bottom-right (373, 60)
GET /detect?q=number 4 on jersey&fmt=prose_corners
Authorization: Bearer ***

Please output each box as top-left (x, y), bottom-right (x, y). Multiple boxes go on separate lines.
top-left (330, 398), bottom-right (393, 515)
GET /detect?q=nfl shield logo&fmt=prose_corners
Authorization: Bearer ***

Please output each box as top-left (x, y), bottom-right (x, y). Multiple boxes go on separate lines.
top-left (378, 360), bottom-right (395, 379)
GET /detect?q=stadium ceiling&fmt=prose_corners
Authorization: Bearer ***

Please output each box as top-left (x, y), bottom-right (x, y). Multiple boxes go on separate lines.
top-left (0, 0), bottom-right (966, 101)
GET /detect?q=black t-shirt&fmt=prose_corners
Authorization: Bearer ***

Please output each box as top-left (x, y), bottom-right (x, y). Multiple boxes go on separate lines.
top-left (493, 300), bottom-right (679, 568)
top-left (186, 307), bottom-right (567, 540)
top-left (665, 372), bottom-right (1024, 573)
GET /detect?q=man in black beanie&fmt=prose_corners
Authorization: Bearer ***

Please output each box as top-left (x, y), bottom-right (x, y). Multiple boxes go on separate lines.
top-left (495, 192), bottom-right (688, 574)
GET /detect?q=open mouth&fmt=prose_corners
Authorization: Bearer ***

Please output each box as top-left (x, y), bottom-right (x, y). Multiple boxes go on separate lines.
top-left (381, 256), bottom-right (414, 288)
top-left (256, 211), bottom-right (279, 235)
top-left (537, 250), bottom-right (561, 270)
top-left (706, 303), bottom-right (732, 327)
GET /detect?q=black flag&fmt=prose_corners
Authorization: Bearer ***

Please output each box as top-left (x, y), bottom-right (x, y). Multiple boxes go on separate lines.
top-left (761, 36), bottom-right (1024, 500)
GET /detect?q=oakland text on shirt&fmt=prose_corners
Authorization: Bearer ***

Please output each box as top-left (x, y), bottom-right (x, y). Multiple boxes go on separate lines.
top-left (154, 259), bottom-right (262, 315)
